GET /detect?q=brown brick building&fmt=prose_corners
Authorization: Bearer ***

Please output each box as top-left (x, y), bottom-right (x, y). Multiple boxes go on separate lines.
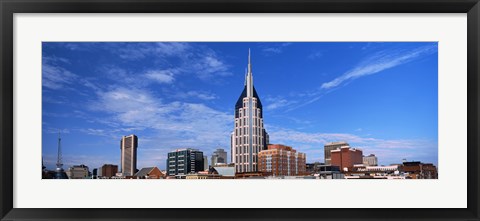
top-left (258, 144), bottom-right (306, 176)
top-left (331, 146), bottom-right (363, 171)
top-left (101, 164), bottom-right (118, 178)
top-left (402, 161), bottom-right (438, 179)
top-left (134, 167), bottom-right (164, 179)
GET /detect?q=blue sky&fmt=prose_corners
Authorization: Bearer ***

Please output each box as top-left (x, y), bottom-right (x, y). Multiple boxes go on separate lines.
top-left (42, 42), bottom-right (438, 170)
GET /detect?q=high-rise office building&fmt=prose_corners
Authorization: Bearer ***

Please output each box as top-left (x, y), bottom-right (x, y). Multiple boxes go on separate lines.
top-left (166, 148), bottom-right (204, 177)
top-left (120, 134), bottom-right (138, 176)
top-left (324, 141), bottom-right (349, 165)
top-left (211, 148), bottom-right (227, 166)
top-left (231, 50), bottom-right (269, 173)
top-left (258, 144), bottom-right (306, 176)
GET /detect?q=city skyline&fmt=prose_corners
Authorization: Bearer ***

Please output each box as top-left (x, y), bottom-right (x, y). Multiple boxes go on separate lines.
top-left (42, 42), bottom-right (438, 171)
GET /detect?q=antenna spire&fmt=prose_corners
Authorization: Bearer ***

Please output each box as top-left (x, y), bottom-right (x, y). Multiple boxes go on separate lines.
top-left (56, 132), bottom-right (63, 169)
top-left (244, 68), bottom-right (247, 86)
top-left (246, 49), bottom-right (254, 97)
top-left (248, 48), bottom-right (252, 74)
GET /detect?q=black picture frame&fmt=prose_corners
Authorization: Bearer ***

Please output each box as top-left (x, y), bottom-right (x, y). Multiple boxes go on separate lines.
top-left (1, 0), bottom-right (479, 220)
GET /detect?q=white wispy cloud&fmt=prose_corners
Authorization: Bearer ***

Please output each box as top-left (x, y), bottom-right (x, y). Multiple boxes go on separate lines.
top-left (265, 96), bottom-right (297, 110)
top-left (268, 127), bottom-right (375, 144)
top-left (114, 43), bottom-right (231, 81)
top-left (43, 127), bottom-right (71, 134)
top-left (155, 42), bottom-right (191, 57)
top-left (61, 42), bottom-right (99, 51)
top-left (321, 44), bottom-right (437, 90)
top-left (114, 42), bottom-right (191, 60)
top-left (77, 127), bottom-right (144, 139)
top-left (261, 42), bottom-right (292, 55)
top-left (189, 53), bottom-right (231, 80)
top-left (265, 44), bottom-right (437, 112)
top-left (43, 56), bottom-right (70, 64)
top-left (87, 87), bottom-right (233, 153)
top-left (55, 42), bottom-right (232, 84)
top-left (308, 51), bottom-right (323, 60)
top-left (175, 91), bottom-right (218, 101)
top-left (42, 59), bottom-right (78, 90)
top-left (145, 70), bottom-right (176, 84)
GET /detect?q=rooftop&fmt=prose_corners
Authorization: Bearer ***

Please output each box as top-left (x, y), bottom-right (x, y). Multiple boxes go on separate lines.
top-left (135, 167), bottom-right (157, 177)
top-left (212, 167), bottom-right (235, 177)
top-left (325, 141), bottom-right (349, 146)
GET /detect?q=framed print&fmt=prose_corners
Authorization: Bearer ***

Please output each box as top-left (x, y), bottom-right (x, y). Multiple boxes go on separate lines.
top-left (1, 0), bottom-right (479, 220)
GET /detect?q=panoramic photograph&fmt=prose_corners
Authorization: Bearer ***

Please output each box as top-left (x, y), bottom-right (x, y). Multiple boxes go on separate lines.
top-left (41, 42), bottom-right (438, 179)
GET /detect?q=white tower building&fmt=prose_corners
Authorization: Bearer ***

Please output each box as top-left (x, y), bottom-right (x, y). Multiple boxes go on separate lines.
top-left (231, 50), bottom-right (269, 173)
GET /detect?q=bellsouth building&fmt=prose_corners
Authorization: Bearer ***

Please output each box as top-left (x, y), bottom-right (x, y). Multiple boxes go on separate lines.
top-left (231, 50), bottom-right (269, 173)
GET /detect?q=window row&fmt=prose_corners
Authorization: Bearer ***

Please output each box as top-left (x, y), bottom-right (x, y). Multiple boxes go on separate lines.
top-left (242, 100), bottom-right (258, 108)
top-left (237, 109), bottom-right (262, 118)
top-left (234, 145), bottom-right (263, 154)
top-left (236, 165), bottom-right (258, 172)
top-left (236, 156), bottom-right (256, 164)
top-left (235, 127), bottom-right (264, 136)
top-left (235, 136), bottom-right (265, 146)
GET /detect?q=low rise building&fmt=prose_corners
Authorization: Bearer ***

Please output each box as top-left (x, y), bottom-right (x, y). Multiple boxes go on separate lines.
top-left (402, 161), bottom-right (438, 179)
top-left (166, 148), bottom-right (204, 177)
top-left (258, 144), bottom-right (306, 176)
top-left (209, 166), bottom-right (235, 179)
top-left (186, 171), bottom-right (221, 179)
top-left (315, 165), bottom-right (342, 179)
top-left (66, 164), bottom-right (89, 179)
top-left (134, 167), bottom-right (164, 179)
top-left (324, 141), bottom-right (349, 165)
top-left (331, 146), bottom-right (363, 171)
top-left (347, 164), bottom-right (402, 178)
top-left (100, 164), bottom-right (118, 178)
top-left (235, 172), bottom-right (269, 179)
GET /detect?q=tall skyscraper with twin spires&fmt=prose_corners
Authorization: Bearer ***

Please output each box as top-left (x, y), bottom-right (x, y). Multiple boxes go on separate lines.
top-left (231, 50), bottom-right (269, 173)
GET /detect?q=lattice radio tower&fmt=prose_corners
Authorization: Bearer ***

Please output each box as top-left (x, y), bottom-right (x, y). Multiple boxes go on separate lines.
top-left (56, 132), bottom-right (63, 171)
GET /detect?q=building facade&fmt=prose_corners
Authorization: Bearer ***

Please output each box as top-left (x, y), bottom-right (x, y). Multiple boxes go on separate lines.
top-left (402, 161), bottom-right (438, 179)
top-left (363, 154), bottom-right (378, 166)
top-left (135, 167), bottom-right (164, 179)
top-left (120, 134), bottom-right (138, 176)
top-left (348, 165), bottom-right (401, 178)
top-left (101, 164), bottom-right (118, 178)
top-left (331, 146), bottom-right (363, 171)
top-left (203, 156), bottom-right (209, 170)
top-left (258, 144), bottom-right (306, 176)
top-left (231, 50), bottom-right (269, 173)
top-left (92, 168), bottom-right (98, 179)
top-left (166, 148), bottom-right (204, 177)
top-left (211, 148), bottom-right (227, 166)
top-left (324, 141), bottom-right (349, 165)
top-left (66, 164), bottom-right (89, 179)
